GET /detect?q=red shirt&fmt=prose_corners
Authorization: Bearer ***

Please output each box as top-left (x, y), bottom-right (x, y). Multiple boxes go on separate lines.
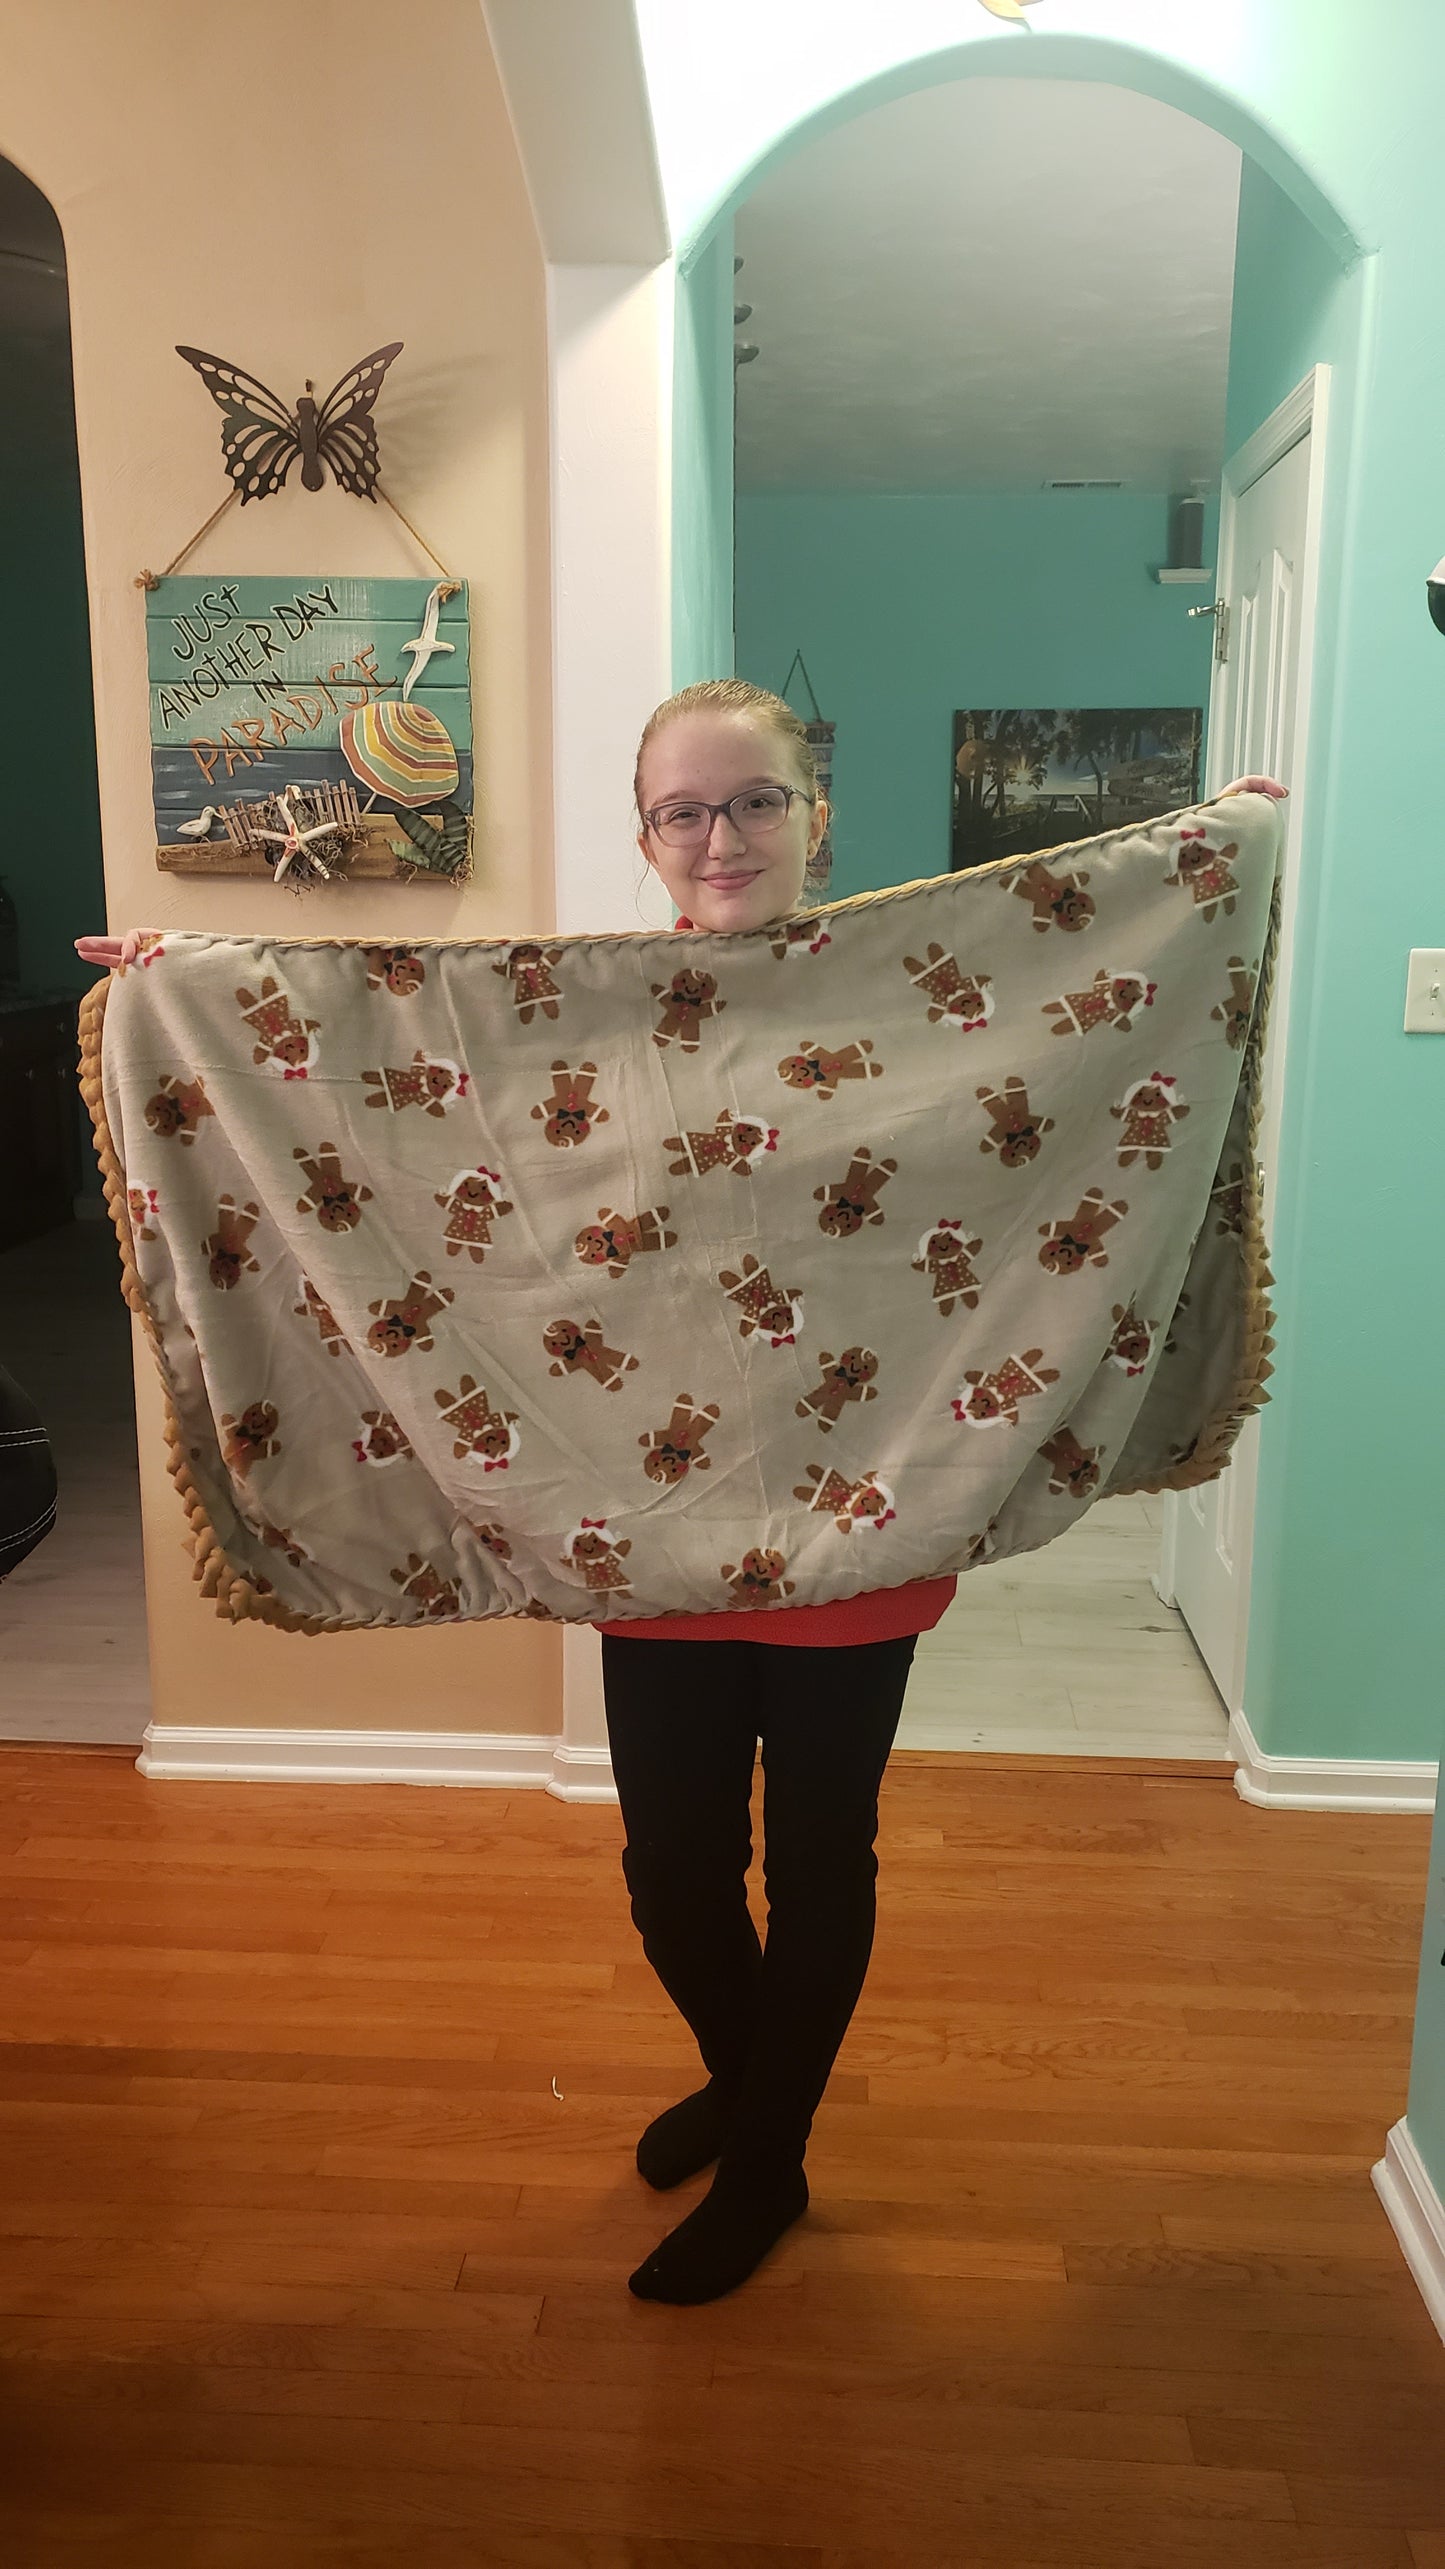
top-left (596, 912), bottom-right (958, 1648)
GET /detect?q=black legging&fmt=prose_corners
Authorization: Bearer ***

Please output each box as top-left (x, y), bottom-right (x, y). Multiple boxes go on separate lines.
top-left (601, 1631), bottom-right (918, 2172)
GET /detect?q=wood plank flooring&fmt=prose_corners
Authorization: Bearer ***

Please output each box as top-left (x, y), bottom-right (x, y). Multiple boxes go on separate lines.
top-left (0, 1743), bottom-right (1440, 2565)
top-left (905, 1489), bottom-right (1231, 1760)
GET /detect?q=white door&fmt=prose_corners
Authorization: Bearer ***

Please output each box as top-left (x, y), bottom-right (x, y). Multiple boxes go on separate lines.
top-left (1159, 386), bottom-right (1324, 1714)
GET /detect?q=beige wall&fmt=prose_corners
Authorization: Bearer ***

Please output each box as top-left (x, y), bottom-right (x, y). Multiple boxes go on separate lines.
top-left (1, 0), bottom-right (561, 1732)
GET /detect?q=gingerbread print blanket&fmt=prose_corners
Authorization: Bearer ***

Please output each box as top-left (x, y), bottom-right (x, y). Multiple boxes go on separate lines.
top-left (81, 793), bottom-right (1281, 1633)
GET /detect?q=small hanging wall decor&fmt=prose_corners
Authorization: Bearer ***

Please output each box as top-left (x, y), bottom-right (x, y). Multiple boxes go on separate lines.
top-left (174, 344), bottom-right (404, 503)
top-left (780, 651), bottom-right (835, 900)
top-left (147, 576), bottom-right (472, 886)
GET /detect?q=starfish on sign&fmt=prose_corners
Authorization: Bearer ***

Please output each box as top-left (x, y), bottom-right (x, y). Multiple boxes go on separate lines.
top-left (255, 785), bottom-right (344, 885)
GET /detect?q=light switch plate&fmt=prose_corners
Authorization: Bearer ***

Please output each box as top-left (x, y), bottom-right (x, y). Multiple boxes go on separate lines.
top-left (1404, 949), bottom-right (1445, 1032)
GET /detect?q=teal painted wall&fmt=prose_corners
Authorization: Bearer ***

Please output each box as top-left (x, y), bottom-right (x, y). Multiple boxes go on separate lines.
top-left (672, 221), bottom-right (735, 689)
top-left (1220, 167), bottom-right (1445, 1784)
top-left (1223, 159), bottom-right (1346, 459)
top-left (735, 488), bottom-right (1217, 900)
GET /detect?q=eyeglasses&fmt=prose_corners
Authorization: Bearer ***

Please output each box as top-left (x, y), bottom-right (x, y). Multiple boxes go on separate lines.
top-left (642, 783), bottom-right (814, 849)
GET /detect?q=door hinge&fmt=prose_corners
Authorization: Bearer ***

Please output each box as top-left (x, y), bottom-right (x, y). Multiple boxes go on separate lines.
top-left (1187, 596), bottom-right (1230, 663)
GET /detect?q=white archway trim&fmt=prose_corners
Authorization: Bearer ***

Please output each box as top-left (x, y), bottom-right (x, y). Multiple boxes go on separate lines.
top-left (481, 0), bottom-right (668, 263)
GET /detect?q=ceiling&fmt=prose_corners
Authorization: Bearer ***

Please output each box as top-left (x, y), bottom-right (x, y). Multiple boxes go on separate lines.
top-left (733, 79), bottom-right (1242, 496)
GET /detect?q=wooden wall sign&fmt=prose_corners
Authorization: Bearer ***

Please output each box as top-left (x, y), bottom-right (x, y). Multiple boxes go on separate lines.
top-left (147, 575), bottom-right (471, 884)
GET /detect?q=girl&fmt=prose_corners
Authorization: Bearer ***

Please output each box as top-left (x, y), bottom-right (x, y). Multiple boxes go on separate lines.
top-left (78, 683), bottom-right (1285, 2306)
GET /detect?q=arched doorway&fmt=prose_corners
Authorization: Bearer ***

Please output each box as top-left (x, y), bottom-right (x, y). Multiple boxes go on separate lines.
top-left (0, 155), bottom-right (148, 1746)
top-left (673, 52), bottom-right (1362, 1766)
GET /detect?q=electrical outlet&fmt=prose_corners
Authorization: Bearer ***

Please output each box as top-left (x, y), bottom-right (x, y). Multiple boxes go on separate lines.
top-left (1404, 950), bottom-right (1445, 1032)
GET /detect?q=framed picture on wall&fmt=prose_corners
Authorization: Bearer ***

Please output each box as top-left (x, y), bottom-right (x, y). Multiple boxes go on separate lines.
top-left (950, 707), bottom-right (1203, 871)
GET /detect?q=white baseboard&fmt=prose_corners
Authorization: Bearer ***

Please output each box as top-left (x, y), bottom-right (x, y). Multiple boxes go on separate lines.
top-left (1229, 1707), bottom-right (1439, 1812)
top-left (1373, 2118), bottom-right (1445, 2346)
top-left (137, 1723), bottom-right (618, 1803)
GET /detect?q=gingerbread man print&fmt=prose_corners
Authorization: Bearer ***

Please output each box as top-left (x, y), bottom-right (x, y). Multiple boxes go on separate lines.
top-left (912, 1218), bottom-right (983, 1315)
top-left (573, 1206), bottom-right (677, 1279)
top-left (434, 1376), bottom-right (520, 1470)
top-left (493, 943), bottom-right (564, 1024)
top-left (815, 1147), bottom-right (897, 1237)
top-left (294, 1142), bottom-right (372, 1234)
top-left (126, 1185), bottom-right (159, 1243)
top-left (435, 1167), bottom-right (513, 1264)
top-left (1106, 1303), bottom-right (1157, 1376)
top-left (768, 918), bottom-right (832, 961)
top-left (202, 1196), bottom-right (263, 1290)
top-left (795, 1346), bottom-right (879, 1433)
top-left (1011, 861), bottom-right (1095, 934)
top-left (562, 1520), bottom-right (632, 1596)
top-left (220, 1401), bottom-right (281, 1476)
top-left (952, 1349), bottom-right (1060, 1427)
top-left (530, 1062), bottom-right (609, 1148)
top-left (976, 1077), bottom-right (1054, 1169)
top-left (352, 1410), bottom-right (413, 1467)
top-left (1111, 1074), bottom-right (1190, 1169)
top-left (390, 1555), bottom-right (462, 1619)
top-left (1212, 956), bottom-right (1258, 1050)
top-left (1211, 1163), bottom-right (1248, 1236)
top-left (542, 1316), bottom-right (638, 1392)
top-left (665, 1109), bottom-right (778, 1178)
top-left (362, 1052), bottom-right (470, 1118)
top-left (719, 1254), bottom-right (804, 1346)
top-left (902, 945), bottom-right (994, 1031)
top-left (365, 1271), bottom-right (455, 1358)
top-left (1038, 1189), bottom-right (1128, 1275)
top-left (1042, 969), bottom-right (1156, 1037)
top-left (1040, 1428), bottom-right (1103, 1498)
top-left (639, 1395), bottom-right (721, 1487)
top-left (364, 946), bottom-right (426, 996)
top-left (1165, 825), bottom-right (1239, 921)
top-left (651, 968), bottom-right (726, 1052)
top-left (293, 1275), bottom-right (347, 1357)
top-left (720, 1548), bottom-right (795, 1606)
top-left (258, 1521), bottom-right (309, 1568)
top-left (776, 1037), bottom-right (881, 1100)
top-left (234, 977), bottom-right (321, 1077)
top-left (793, 1463), bottom-right (897, 1532)
top-left (143, 1074), bottom-right (214, 1146)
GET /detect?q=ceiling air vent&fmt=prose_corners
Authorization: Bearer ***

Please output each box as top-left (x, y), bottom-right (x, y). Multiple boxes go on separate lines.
top-left (1044, 478), bottom-right (1125, 491)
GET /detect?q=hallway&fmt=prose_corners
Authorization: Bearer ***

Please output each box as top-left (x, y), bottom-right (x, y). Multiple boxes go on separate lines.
top-left (0, 1219), bottom-right (149, 1747)
top-left (904, 1490), bottom-right (1229, 1762)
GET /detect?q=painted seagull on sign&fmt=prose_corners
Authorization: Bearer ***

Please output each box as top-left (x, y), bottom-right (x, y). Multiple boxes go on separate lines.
top-left (400, 582), bottom-right (456, 701)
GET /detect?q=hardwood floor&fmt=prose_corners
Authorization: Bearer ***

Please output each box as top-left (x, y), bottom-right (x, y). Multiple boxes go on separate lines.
top-left (0, 1743), bottom-right (1440, 2564)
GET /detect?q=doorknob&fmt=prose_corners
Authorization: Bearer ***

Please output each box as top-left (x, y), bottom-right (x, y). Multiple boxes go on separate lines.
top-left (1186, 597), bottom-right (1230, 662)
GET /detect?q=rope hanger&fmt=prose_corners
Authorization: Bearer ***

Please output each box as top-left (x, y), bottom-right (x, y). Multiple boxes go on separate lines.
top-left (135, 485), bottom-right (460, 596)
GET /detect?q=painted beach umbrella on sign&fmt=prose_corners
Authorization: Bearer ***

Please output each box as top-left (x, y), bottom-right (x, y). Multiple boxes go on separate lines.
top-left (339, 697), bottom-right (460, 808)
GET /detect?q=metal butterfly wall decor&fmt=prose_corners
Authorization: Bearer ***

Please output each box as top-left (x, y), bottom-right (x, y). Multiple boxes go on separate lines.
top-left (174, 342), bottom-right (404, 504)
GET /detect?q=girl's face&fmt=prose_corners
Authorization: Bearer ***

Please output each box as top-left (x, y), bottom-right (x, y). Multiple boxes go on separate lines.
top-left (637, 709), bottom-right (828, 932)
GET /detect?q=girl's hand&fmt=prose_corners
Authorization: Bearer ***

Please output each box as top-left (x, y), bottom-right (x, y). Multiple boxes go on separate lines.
top-left (1218, 774), bottom-right (1288, 799)
top-left (75, 931), bottom-right (146, 971)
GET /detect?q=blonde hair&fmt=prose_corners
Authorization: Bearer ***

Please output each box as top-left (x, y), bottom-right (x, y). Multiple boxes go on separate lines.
top-left (634, 678), bottom-right (818, 817)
